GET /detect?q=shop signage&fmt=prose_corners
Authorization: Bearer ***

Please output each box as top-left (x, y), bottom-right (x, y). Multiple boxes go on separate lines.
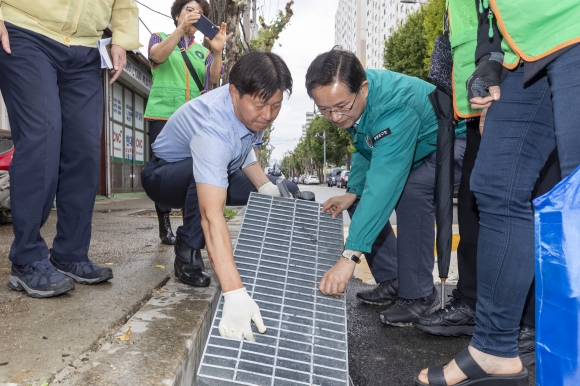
top-left (125, 128), bottom-right (133, 161)
top-left (135, 131), bottom-right (144, 165)
top-left (113, 123), bottom-right (123, 162)
top-left (112, 83), bottom-right (123, 122)
top-left (123, 60), bottom-right (152, 91)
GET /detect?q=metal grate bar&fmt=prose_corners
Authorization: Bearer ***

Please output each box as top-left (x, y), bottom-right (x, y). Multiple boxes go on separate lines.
top-left (197, 193), bottom-right (347, 386)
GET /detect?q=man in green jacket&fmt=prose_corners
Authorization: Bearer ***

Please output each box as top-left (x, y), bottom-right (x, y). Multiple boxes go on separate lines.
top-left (0, 0), bottom-right (140, 298)
top-left (306, 48), bottom-right (466, 327)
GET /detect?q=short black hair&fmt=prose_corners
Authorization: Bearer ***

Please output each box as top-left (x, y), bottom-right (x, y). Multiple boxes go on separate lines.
top-left (305, 48), bottom-right (366, 98)
top-left (171, 0), bottom-right (211, 27)
top-left (229, 52), bottom-right (293, 101)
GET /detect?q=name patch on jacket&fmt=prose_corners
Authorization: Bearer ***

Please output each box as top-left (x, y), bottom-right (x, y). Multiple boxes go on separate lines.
top-left (372, 128), bottom-right (392, 144)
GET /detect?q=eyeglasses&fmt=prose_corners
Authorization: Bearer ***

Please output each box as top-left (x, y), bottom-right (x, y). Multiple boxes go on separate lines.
top-left (314, 90), bottom-right (359, 117)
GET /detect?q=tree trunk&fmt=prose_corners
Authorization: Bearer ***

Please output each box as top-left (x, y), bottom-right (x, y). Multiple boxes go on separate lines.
top-left (207, 0), bottom-right (243, 84)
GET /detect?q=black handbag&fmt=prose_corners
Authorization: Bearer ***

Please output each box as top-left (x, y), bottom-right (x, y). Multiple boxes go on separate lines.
top-left (180, 48), bottom-right (205, 94)
top-left (428, 15), bottom-right (453, 96)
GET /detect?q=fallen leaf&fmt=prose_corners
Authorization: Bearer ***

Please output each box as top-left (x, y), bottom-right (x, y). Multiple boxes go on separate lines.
top-left (155, 265), bottom-right (165, 269)
top-left (104, 263), bottom-right (114, 266)
top-left (0, 362), bottom-right (8, 366)
top-left (157, 289), bottom-right (166, 293)
top-left (41, 383), bottom-right (48, 386)
top-left (116, 326), bottom-right (131, 341)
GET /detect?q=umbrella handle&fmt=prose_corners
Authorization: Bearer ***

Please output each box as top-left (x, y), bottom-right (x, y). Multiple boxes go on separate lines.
top-left (440, 279), bottom-right (446, 309)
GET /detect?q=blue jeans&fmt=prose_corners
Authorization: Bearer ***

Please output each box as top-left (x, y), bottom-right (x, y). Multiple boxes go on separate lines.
top-left (0, 23), bottom-right (102, 265)
top-left (470, 44), bottom-right (580, 357)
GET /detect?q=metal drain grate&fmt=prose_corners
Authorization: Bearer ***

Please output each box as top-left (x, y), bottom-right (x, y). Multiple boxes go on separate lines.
top-left (196, 192), bottom-right (347, 386)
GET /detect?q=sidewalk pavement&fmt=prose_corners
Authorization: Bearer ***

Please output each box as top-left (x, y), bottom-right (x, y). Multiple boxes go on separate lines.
top-left (0, 196), bottom-right (243, 386)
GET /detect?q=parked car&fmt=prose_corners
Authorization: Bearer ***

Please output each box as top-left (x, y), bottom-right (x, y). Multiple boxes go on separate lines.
top-left (304, 175), bottom-right (320, 185)
top-left (337, 170), bottom-right (349, 188)
top-left (326, 169), bottom-right (343, 187)
top-left (326, 175), bottom-right (337, 187)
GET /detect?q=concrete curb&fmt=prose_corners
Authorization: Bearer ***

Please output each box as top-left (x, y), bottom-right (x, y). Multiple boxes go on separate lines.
top-left (50, 210), bottom-right (244, 386)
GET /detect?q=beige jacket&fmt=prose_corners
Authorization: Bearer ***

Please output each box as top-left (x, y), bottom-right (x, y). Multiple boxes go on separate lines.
top-left (0, 0), bottom-right (141, 50)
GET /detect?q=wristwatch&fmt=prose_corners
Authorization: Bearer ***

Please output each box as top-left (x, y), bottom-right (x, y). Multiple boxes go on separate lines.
top-left (341, 249), bottom-right (361, 264)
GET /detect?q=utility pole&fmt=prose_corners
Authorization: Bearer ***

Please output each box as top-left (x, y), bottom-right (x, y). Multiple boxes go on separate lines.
top-left (251, 0), bottom-right (258, 40)
top-left (241, 1), bottom-right (251, 51)
top-left (317, 131), bottom-right (326, 179)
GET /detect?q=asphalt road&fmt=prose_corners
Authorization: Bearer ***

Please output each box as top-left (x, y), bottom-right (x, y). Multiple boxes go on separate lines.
top-left (298, 183), bottom-right (536, 385)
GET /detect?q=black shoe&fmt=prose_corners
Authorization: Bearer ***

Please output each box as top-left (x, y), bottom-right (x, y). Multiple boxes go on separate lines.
top-left (414, 295), bottom-right (476, 336)
top-left (519, 325), bottom-right (535, 366)
top-left (8, 259), bottom-right (75, 298)
top-left (51, 257), bottom-right (114, 285)
top-left (174, 236), bottom-right (210, 287)
top-left (159, 213), bottom-right (176, 245)
top-left (380, 287), bottom-right (440, 327)
top-left (356, 278), bottom-right (398, 306)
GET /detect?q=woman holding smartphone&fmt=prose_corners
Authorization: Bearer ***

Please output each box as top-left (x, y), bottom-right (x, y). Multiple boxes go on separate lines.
top-left (144, 0), bottom-right (231, 245)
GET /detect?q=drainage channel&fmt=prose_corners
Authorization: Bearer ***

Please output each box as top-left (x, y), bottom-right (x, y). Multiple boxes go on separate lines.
top-left (196, 193), bottom-right (348, 386)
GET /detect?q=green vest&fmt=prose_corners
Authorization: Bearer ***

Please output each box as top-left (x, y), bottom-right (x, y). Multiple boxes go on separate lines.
top-left (490, 0), bottom-right (580, 68)
top-left (144, 33), bottom-right (208, 120)
top-left (447, 0), bottom-right (481, 118)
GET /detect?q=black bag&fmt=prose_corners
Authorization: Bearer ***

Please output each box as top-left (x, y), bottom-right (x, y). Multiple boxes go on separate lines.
top-left (180, 48), bottom-right (205, 94)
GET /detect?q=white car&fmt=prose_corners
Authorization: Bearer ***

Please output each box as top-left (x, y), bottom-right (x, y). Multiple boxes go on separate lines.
top-left (304, 175), bottom-right (320, 185)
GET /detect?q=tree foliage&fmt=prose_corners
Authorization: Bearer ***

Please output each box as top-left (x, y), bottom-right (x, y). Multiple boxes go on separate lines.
top-left (251, 1), bottom-right (294, 52)
top-left (423, 0), bottom-right (446, 73)
top-left (249, 2), bottom-right (294, 167)
top-left (384, 6), bottom-right (428, 80)
top-left (383, 0), bottom-right (446, 81)
top-left (280, 117), bottom-right (352, 180)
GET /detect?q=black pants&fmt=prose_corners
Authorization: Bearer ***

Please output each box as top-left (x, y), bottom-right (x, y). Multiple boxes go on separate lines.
top-left (0, 23), bottom-right (102, 265)
top-left (149, 120), bottom-right (172, 218)
top-left (141, 157), bottom-right (299, 249)
top-left (455, 119), bottom-right (561, 327)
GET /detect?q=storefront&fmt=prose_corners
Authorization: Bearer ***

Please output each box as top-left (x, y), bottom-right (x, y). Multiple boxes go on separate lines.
top-left (101, 52), bottom-right (152, 197)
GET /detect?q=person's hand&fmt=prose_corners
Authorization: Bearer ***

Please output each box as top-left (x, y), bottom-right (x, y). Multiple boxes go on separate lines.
top-left (318, 257), bottom-right (356, 297)
top-left (467, 52), bottom-right (503, 109)
top-left (219, 287), bottom-right (266, 341)
top-left (470, 85), bottom-right (500, 109)
top-left (0, 21), bottom-right (11, 54)
top-left (109, 44), bottom-right (126, 84)
top-left (478, 107), bottom-right (488, 136)
top-left (206, 22), bottom-right (233, 54)
top-left (258, 181), bottom-right (281, 196)
top-left (321, 193), bottom-right (357, 218)
top-left (179, 10), bottom-right (201, 35)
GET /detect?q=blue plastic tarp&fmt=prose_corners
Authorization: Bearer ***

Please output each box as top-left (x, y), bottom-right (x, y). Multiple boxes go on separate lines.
top-left (533, 165), bottom-right (580, 386)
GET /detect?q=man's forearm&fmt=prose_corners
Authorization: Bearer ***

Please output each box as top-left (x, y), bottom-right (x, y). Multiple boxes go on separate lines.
top-left (201, 212), bottom-right (243, 292)
top-left (242, 161), bottom-right (269, 190)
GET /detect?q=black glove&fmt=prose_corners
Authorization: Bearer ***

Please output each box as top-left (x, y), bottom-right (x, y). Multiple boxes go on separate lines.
top-left (466, 52), bottom-right (504, 99)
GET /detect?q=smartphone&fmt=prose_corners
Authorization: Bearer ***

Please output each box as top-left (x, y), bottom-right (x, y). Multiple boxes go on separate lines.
top-left (193, 14), bottom-right (219, 40)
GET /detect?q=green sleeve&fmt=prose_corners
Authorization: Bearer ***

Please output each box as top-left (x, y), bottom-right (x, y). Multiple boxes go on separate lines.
top-left (345, 107), bottom-right (422, 253)
top-left (345, 151), bottom-right (370, 197)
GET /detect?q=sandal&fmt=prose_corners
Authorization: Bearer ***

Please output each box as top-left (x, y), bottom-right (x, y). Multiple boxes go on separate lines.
top-left (414, 347), bottom-right (529, 386)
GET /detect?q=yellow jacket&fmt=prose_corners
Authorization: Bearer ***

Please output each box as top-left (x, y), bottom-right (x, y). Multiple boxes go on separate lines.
top-left (0, 0), bottom-right (141, 50)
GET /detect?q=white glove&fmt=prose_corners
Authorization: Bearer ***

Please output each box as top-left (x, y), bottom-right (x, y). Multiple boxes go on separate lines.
top-left (258, 181), bottom-right (281, 197)
top-left (219, 287), bottom-right (266, 341)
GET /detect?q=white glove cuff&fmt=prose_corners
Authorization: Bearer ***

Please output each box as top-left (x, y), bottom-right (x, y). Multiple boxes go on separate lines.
top-left (223, 287), bottom-right (247, 298)
top-left (258, 181), bottom-right (281, 196)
